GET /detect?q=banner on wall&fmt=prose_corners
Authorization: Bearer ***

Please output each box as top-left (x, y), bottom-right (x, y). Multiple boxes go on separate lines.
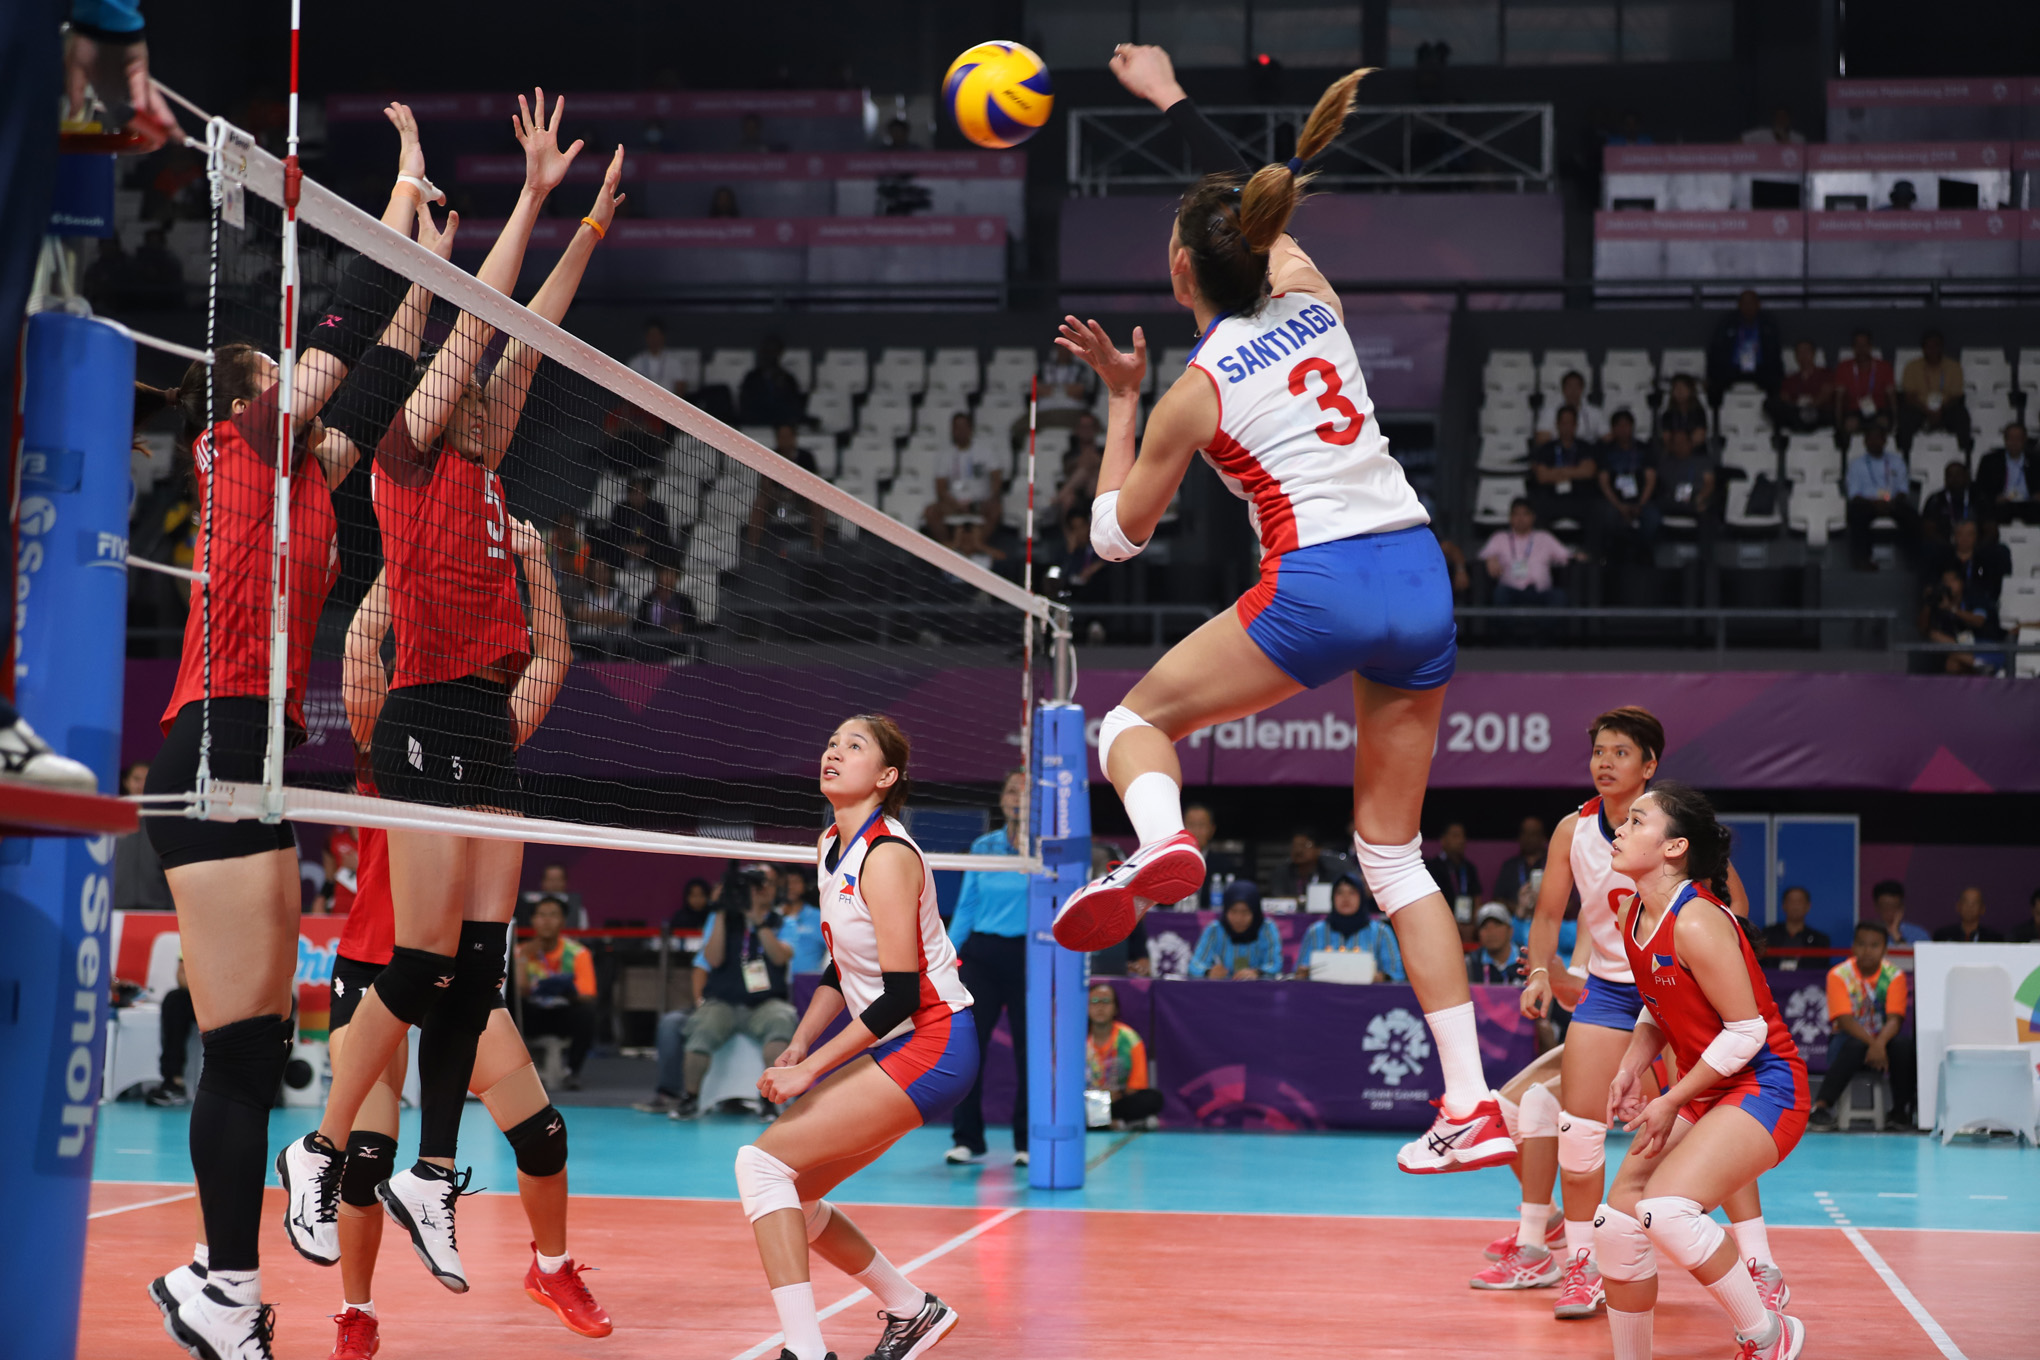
top-left (113, 910), bottom-right (345, 1039)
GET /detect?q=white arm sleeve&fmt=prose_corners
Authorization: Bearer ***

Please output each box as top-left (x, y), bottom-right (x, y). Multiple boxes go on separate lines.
top-left (1699, 1016), bottom-right (1767, 1077)
top-left (1090, 489), bottom-right (1149, 563)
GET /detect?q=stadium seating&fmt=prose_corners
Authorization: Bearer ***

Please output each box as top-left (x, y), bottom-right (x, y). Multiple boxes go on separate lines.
top-left (814, 348), bottom-right (870, 395)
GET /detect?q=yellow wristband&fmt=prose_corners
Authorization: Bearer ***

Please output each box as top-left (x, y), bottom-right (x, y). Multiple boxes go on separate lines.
top-left (581, 216), bottom-right (606, 241)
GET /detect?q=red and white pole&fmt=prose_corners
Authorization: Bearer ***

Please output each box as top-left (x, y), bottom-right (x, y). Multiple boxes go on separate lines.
top-left (263, 0), bottom-right (303, 812)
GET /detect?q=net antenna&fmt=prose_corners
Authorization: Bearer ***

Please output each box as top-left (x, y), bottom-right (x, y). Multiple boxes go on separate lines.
top-left (161, 89), bottom-right (1072, 875)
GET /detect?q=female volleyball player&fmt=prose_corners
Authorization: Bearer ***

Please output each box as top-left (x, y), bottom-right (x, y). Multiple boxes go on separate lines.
top-left (734, 715), bottom-right (976, 1360)
top-left (1595, 783), bottom-right (1809, 1360)
top-left (1514, 709), bottom-right (1781, 1320)
top-left (140, 104), bottom-right (449, 1360)
top-left (1047, 53), bottom-right (1506, 1173)
top-left (280, 93), bottom-right (620, 1269)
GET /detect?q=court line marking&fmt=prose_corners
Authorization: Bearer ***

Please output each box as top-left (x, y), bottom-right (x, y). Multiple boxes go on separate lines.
top-left (726, 1205), bottom-right (1024, 1360)
top-left (1815, 1194), bottom-right (1968, 1360)
top-left (88, 1190), bottom-right (195, 1220)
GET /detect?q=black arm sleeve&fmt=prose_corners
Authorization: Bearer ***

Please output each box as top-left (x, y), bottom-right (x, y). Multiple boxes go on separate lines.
top-left (1165, 97), bottom-right (1249, 176)
top-left (817, 963), bottom-right (842, 994)
top-left (320, 344), bottom-right (413, 455)
top-left (301, 252), bottom-right (408, 370)
top-left (856, 970), bottom-right (920, 1039)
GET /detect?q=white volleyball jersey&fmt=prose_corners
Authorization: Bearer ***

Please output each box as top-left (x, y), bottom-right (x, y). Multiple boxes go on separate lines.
top-left (818, 812), bottom-right (972, 1041)
top-left (1185, 292), bottom-right (1429, 556)
top-left (1570, 796), bottom-right (1634, 984)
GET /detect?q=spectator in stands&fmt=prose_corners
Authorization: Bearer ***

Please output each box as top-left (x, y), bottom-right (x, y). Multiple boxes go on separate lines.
top-left (1483, 499), bottom-right (1578, 615)
top-left (669, 868), bottom-right (795, 1118)
top-left (600, 399), bottom-right (669, 471)
top-left (1844, 423), bottom-right (1919, 570)
top-left (708, 186), bottom-right (739, 218)
top-left (1594, 409), bottom-right (1660, 564)
top-left (1277, 830), bottom-right (1341, 899)
top-left (1087, 984), bottom-right (1163, 1126)
top-left (1932, 887), bottom-right (2004, 942)
top-left (627, 317), bottom-right (692, 396)
top-left (1920, 568), bottom-right (2006, 674)
top-left (516, 896), bottom-right (598, 1088)
top-left (1921, 459), bottom-right (1979, 544)
top-left (1492, 816), bottom-right (1548, 911)
top-left (2010, 888), bottom-right (2040, 943)
top-left (129, 226), bottom-right (184, 309)
top-left (1898, 330), bottom-right (1969, 449)
top-left (636, 565), bottom-right (695, 655)
top-left (1656, 373), bottom-right (1711, 447)
top-left (1834, 329), bottom-right (1897, 438)
top-left (747, 423), bottom-right (826, 555)
top-left (670, 876), bottom-right (714, 933)
top-left (1872, 880), bottom-right (1930, 953)
top-left (736, 113), bottom-right (778, 154)
top-left (1536, 371), bottom-right (1605, 445)
top-left (1975, 421), bottom-right (2039, 525)
top-left (573, 560), bottom-right (636, 651)
top-left (148, 957), bottom-right (196, 1107)
top-left (1298, 873), bottom-right (1405, 982)
top-left (879, 115), bottom-right (914, 150)
top-left (1042, 412), bottom-right (1104, 527)
top-left (1525, 405), bottom-right (1598, 532)
top-left (606, 474), bottom-right (674, 563)
top-left (1881, 179), bottom-right (1918, 211)
top-left (1605, 110), bottom-right (1653, 146)
top-left (1467, 904), bottom-right (1525, 985)
top-left (1808, 921), bottom-right (1916, 1129)
top-left (548, 509), bottom-right (591, 594)
top-left (1760, 885), bottom-right (1831, 971)
top-left (1039, 505), bottom-right (1105, 603)
top-left (1034, 346), bottom-right (1091, 429)
top-left (926, 410), bottom-right (1005, 542)
top-left (1425, 821), bottom-right (1482, 911)
top-left (1184, 802), bottom-right (1243, 893)
top-left (776, 872), bottom-right (826, 975)
top-left (1741, 105), bottom-right (1805, 146)
top-left (1191, 881), bottom-right (1283, 979)
top-left (1706, 289), bottom-right (1783, 402)
top-left (737, 336), bottom-right (804, 428)
top-left (520, 864), bottom-right (584, 927)
top-left (1655, 425), bottom-right (1718, 530)
top-left (114, 761), bottom-right (172, 910)
top-left (1769, 340), bottom-right (1834, 434)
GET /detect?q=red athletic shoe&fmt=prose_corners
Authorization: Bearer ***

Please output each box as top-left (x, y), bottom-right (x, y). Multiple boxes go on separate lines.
top-left (1469, 1245), bottom-right (1562, 1291)
top-left (1485, 1214), bottom-right (1566, 1262)
top-left (1050, 831), bottom-right (1204, 951)
top-left (1750, 1259), bottom-right (1790, 1312)
top-left (329, 1306), bottom-right (380, 1360)
top-left (1735, 1311), bottom-right (1805, 1360)
top-left (1397, 1096), bottom-right (1516, 1174)
top-left (1552, 1249), bottom-right (1605, 1320)
top-left (525, 1245), bottom-right (613, 1338)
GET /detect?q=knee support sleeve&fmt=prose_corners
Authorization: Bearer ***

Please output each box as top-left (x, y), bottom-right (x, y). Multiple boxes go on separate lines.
top-left (196, 1014), bottom-right (293, 1109)
top-left (1593, 1204), bottom-right (1658, 1282)
top-left (342, 1131), bottom-right (399, 1208)
top-left (1096, 705), bottom-right (1152, 778)
top-left (1497, 1094), bottom-right (1521, 1144)
top-left (300, 252), bottom-right (404, 369)
top-left (1352, 832), bottom-right (1435, 915)
top-left (1557, 1114), bottom-right (1608, 1175)
top-left (1638, 1195), bottom-right (1722, 1272)
top-left (373, 947), bottom-right (460, 1027)
top-left (801, 1199), bottom-right (833, 1243)
top-left (1521, 1082), bottom-right (1562, 1140)
top-left (442, 920), bottom-right (510, 1033)
top-left (733, 1145), bottom-right (800, 1224)
top-left (503, 1104), bottom-right (569, 1178)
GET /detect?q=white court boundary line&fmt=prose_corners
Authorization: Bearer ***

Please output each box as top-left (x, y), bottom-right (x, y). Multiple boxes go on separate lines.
top-left (1815, 1191), bottom-right (1969, 1360)
top-left (89, 1189), bottom-right (195, 1220)
top-left (727, 1205), bottom-right (1024, 1360)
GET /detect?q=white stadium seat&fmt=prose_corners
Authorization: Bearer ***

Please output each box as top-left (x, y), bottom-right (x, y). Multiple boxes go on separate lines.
top-left (871, 347), bottom-right (928, 396)
top-left (813, 348), bottom-right (870, 395)
top-left (1473, 476), bottom-right (1521, 528)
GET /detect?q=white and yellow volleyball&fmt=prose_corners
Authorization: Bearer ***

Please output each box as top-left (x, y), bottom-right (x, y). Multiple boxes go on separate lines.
top-left (943, 41), bottom-right (1053, 149)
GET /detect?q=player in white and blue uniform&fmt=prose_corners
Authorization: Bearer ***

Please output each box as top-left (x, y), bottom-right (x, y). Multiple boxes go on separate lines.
top-left (1048, 49), bottom-right (1505, 1176)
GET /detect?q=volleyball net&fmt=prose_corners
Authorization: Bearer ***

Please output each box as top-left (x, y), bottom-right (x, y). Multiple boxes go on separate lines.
top-left (170, 111), bottom-right (1064, 872)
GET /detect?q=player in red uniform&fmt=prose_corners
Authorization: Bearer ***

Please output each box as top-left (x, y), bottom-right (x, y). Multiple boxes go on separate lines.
top-left (140, 105), bottom-right (454, 1360)
top-left (280, 91), bottom-right (618, 1278)
top-left (1594, 783), bottom-right (1809, 1360)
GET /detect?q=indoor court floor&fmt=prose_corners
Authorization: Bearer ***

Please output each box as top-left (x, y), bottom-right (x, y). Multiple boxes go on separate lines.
top-left (82, 1105), bottom-right (2036, 1359)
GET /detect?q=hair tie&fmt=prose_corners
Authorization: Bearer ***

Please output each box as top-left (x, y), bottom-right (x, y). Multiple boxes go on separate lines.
top-left (1286, 157), bottom-right (1304, 174)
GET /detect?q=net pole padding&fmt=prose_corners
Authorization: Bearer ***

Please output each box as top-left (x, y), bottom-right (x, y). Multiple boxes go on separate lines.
top-left (261, 13), bottom-right (306, 822)
top-left (187, 782), bottom-right (1042, 874)
top-left (1024, 701), bottom-right (1091, 1190)
top-left (215, 125), bottom-right (1051, 625)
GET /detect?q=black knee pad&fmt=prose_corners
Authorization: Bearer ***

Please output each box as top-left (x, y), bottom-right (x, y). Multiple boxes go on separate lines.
top-left (373, 947), bottom-right (459, 1026)
top-left (341, 1131), bottom-right (399, 1207)
top-left (196, 1014), bottom-right (293, 1110)
top-left (439, 921), bottom-right (509, 1033)
top-left (503, 1104), bottom-right (568, 1178)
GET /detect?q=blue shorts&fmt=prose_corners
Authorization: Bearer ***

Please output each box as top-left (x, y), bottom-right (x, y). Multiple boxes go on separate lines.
top-left (869, 1006), bottom-right (979, 1124)
top-left (1572, 973), bottom-right (1645, 1031)
top-left (1236, 525), bottom-right (1457, 691)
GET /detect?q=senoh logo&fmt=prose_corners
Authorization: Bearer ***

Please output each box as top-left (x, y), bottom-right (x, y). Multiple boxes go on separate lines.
top-left (53, 835), bottom-right (116, 1161)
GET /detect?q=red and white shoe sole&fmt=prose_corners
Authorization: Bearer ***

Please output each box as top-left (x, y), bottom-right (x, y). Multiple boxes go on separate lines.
top-left (526, 1284), bottom-right (614, 1338)
top-left (1485, 1222), bottom-right (1566, 1262)
top-left (1051, 845), bottom-right (1205, 951)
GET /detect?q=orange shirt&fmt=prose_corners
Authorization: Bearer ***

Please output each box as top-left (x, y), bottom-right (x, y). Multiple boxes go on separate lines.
top-left (1825, 959), bottom-right (1906, 1031)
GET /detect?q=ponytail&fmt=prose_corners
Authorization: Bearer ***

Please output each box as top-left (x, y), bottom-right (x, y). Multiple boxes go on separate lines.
top-left (1640, 780), bottom-right (1732, 902)
top-left (1175, 69), bottom-right (1372, 316)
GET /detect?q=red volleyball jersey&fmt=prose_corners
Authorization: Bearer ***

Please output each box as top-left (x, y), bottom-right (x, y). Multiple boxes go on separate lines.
top-left (161, 387), bottom-right (339, 734)
top-left (1623, 881), bottom-right (1801, 1084)
top-left (338, 825), bottom-right (393, 966)
top-left (372, 416), bottom-right (529, 688)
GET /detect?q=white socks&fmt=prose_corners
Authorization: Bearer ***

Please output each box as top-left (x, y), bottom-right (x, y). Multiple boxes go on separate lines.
top-left (209, 1269), bottom-right (260, 1307)
top-left (1608, 1305), bottom-right (1654, 1360)
top-left (192, 1243), bottom-right (210, 1270)
top-left (1122, 771), bottom-right (1185, 847)
top-left (1516, 1203), bottom-right (1547, 1249)
top-left (1730, 1216), bottom-right (1772, 1267)
top-left (343, 1299), bottom-right (376, 1316)
top-left (1704, 1262), bottom-right (1771, 1334)
top-left (772, 1282), bottom-right (827, 1360)
top-left (1565, 1218), bottom-right (1596, 1258)
top-left (853, 1251), bottom-right (924, 1319)
top-left (1423, 1001), bottom-right (1486, 1118)
top-left (537, 1249), bottom-right (570, 1274)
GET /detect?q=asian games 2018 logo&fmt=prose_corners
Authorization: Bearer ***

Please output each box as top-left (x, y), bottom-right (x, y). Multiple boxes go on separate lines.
top-left (1363, 1008), bottom-right (1432, 1086)
top-left (2016, 964), bottom-right (2040, 1043)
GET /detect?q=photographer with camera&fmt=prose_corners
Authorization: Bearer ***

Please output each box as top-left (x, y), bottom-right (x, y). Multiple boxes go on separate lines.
top-left (664, 863), bottom-right (797, 1119)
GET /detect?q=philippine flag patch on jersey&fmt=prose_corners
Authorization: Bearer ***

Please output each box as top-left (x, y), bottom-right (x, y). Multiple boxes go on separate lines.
top-left (1651, 952), bottom-right (1678, 974)
top-left (838, 873), bottom-right (857, 899)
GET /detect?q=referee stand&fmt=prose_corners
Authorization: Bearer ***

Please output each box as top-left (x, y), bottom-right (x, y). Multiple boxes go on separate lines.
top-left (1025, 701), bottom-right (1091, 1190)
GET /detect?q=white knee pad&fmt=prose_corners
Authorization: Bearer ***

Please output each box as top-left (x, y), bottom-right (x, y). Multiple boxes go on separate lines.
top-left (801, 1198), bottom-right (833, 1243)
top-left (1637, 1195), bottom-right (1722, 1272)
top-left (1593, 1204), bottom-right (1658, 1282)
top-left (733, 1145), bottom-right (800, 1224)
top-left (1557, 1113), bottom-right (1607, 1175)
top-left (1521, 1082), bottom-right (1562, 1140)
top-left (1352, 833), bottom-right (1434, 915)
top-left (1096, 705), bottom-right (1152, 779)
top-left (1497, 1094), bottom-right (1521, 1144)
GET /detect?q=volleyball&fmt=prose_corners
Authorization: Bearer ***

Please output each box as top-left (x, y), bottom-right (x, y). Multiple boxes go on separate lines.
top-left (943, 40), bottom-right (1053, 149)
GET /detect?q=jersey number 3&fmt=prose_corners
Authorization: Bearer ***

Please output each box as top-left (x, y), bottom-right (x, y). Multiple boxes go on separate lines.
top-left (1288, 358), bottom-right (1364, 446)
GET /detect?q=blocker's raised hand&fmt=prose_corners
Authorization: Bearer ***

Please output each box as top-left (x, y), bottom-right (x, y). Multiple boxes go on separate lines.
top-left (514, 87), bottom-right (584, 195)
